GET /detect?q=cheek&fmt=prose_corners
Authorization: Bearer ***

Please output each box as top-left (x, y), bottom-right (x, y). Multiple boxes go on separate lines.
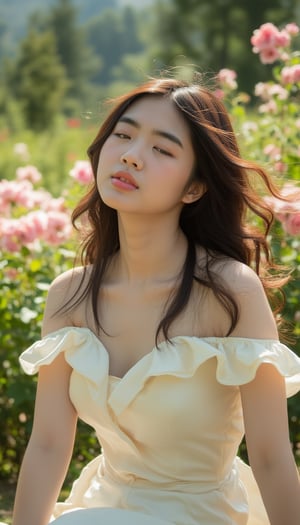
top-left (98, 144), bottom-right (109, 166)
top-left (167, 162), bottom-right (195, 194)
top-left (96, 153), bottom-right (109, 192)
top-left (97, 145), bottom-right (113, 178)
top-left (100, 136), bottom-right (119, 160)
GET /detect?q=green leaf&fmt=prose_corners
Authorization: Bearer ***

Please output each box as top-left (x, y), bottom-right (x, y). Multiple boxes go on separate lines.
top-left (29, 259), bottom-right (42, 272)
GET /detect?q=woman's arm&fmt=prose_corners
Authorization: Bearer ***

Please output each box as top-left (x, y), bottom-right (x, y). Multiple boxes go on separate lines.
top-left (12, 272), bottom-right (79, 525)
top-left (12, 354), bottom-right (77, 525)
top-left (240, 364), bottom-right (300, 525)
top-left (229, 264), bottom-right (300, 525)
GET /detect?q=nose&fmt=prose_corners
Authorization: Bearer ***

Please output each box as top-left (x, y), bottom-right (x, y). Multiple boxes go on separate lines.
top-left (120, 151), bottom-right (143, 170)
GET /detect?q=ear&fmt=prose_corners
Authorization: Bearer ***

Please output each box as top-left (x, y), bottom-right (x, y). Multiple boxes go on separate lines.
top-left (181, 181), bottom-right (206, 204)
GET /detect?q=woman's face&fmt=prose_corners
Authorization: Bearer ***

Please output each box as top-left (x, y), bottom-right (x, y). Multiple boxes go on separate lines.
top-left (97, 96), bottom-right (202, 217)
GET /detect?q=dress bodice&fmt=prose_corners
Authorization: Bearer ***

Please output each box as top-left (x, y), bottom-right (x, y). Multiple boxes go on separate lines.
top-left (20, 327), bottom-right (300, 525)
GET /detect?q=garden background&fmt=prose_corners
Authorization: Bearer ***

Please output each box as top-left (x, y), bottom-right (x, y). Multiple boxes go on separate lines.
top-left (0, 0), bottom-right (300, 522)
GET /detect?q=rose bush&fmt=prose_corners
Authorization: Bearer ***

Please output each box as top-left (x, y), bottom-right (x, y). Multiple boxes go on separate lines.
top-left (248, 22), bottom-right (300, 350)
top-left (218, 21), bottom-right (300, 459)
top-left (0, 160), bottom-right (99, 481)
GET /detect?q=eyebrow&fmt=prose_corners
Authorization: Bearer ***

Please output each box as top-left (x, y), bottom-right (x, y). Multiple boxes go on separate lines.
top-left (118, 116), bottom-right (184, 148)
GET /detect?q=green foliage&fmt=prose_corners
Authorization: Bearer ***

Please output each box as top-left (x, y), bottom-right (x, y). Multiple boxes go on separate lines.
top-left (0, 88), bottom-right (25, 134)
top-left (150, 0), bottom-right (300, 92)
top-left (0, 143), bottom-right (102, 482)
top-left (0, 0), bottom-right (147, 129)
top-left (0, 246), bottom-right (73, 478)
top-left (7, 29), bottom-right (68, 131)
top-left (0, 247), bottom-right (99, 487)
top-left (47, 0), bottom-right (101, 103)
top-left (0, 122), bottom-right (97, 195)
top-left (86, 6), bottom-right (145, 85)
top-left (224, 26), bottom-right (300, 461)
top-left (0, 244), bottom-right (100, 484)
top-left (1, 0), bottom-right (300, 123)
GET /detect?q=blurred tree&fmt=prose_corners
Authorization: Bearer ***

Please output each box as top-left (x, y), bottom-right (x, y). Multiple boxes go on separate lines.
top-left (74, 0), bottom-right (118, 23)
top-left (8, 30), bottom-right (68, 130)
top-left (47, 0), bottom-right (100, 103)
top-left (150, 0), bottom-right (299, 92)
top-left (87, 6), bottom-right (144, 85)
top-left (0, 20), bottom-right (9, 65)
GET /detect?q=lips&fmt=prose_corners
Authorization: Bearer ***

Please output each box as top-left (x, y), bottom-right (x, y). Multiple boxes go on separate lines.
top-left (111, 171), bottom-right (139, 190)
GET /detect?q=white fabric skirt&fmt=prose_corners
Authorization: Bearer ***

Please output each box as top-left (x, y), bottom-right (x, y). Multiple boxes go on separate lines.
top-left (51, 508), bottom-right (173, 525)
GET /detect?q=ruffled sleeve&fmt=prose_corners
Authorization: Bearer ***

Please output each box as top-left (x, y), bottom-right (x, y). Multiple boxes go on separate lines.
top-left (19, 326), bottom-right (106, 377)
top-left (204, 337), bottom-right (300, 397)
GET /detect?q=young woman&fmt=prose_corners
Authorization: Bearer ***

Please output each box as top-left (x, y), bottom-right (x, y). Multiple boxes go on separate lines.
top-left (10, 78), bottom-right (300, 525)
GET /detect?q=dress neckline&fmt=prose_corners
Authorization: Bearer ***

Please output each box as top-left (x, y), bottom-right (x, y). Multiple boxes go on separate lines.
top-left (44, 325), bottom-right (280, 381)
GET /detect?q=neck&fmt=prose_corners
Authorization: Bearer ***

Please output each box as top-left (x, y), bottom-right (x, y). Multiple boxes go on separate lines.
top-left (110, 212), bottom-right (188, 285)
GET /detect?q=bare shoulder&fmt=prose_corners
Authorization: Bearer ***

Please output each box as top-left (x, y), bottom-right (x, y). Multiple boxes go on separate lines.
top-left (217, 258), bottom-right (278, 339)
top-left (196, 247), bottom-right (264, 294)
top-left (212, 257), bottom-right (264, 295)
top-left (49, 265), bottom-right (92, 296)
top-left (42, 265), bottom-right (92, 336)
top-left (196, 250), bottom-right (278, 339)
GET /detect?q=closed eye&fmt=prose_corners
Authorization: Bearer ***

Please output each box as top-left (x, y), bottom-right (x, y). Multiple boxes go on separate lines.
top-left (153, 146), bottom-right (173, 157)
top-left (113, 132), bottom-right (130, 139)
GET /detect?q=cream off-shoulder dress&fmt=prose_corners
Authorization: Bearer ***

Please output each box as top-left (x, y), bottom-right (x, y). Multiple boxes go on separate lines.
top-left (17, 326), bottom-right (300, 525)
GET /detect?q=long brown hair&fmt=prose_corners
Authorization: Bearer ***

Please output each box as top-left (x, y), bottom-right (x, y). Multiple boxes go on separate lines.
top-left (67, 78), bottom-right (287, 342)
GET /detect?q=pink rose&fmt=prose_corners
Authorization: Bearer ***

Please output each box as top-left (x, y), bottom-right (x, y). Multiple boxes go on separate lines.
top-left (0, 179), bottom-right (37, 210)
top-left (217, 69), bottom-right (237, 90)
top-left (16, 165), bottom-right (42, 184)
top-left (251, 22), bottom-right (293, 64)
top-left (285, 23), bottom-right (299, 36)
top-left (213, 89), bottom-right (225, 100)
top-left (251, 23), bottom-right (291, 51)
top-left (0, 210), bottom-right (72, 252)
top-left (254, 82), bottom-right (288, 101)
top-left (42, 196), bottom-right (66, 212)
top-left (274, 29), bottom-right (290, 48)
top-left (251, 23), bottom-right (280, 51)
top-left (258, 99), bottom-right (277, 113)
top-left (69, 160), bottom-right (94, 185)
top-left (24, 211), bottom-right (48, 239)
top-left (43, 211), bottom-right (72, 245)
top-left (263, 144), bottom-right (281, 160)
top-left (259, 47), bottom-right (281, 64)
top-left (254, 82), bottom-right (270, 100)
top-left (269, 84), bottom-right (288, 100)
top-left (291, 65), bottom-right (300, 82)
top-left (264, 184), bottom-right (300, 215)
top-left (281, 66), bottom-right (293, 84)
top-left (282, 213), bottom-right (300, 236)
top-left (274, 161), bottom-right (287, 174)
top-left (281, 65), bottom-right (300, 84)
top-left (0, 218), bottom-right (23, 252)
top-left (4, 268), bottom-right (19, 280)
